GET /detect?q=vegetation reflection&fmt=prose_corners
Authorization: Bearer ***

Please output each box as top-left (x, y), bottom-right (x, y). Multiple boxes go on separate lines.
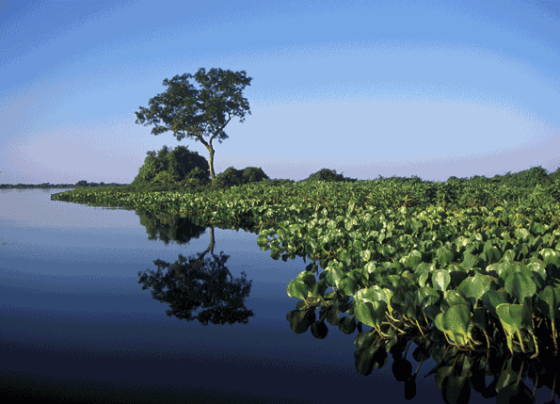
top-left (134, 209), bottom-right (254, 325)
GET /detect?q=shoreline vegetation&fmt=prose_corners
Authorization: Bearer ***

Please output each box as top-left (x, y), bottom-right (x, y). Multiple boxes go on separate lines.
top-left (3, 163), bottom-right (560, 191)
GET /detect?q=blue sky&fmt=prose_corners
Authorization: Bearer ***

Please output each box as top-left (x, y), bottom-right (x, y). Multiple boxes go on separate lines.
top-left (1, 0), bottom-right (559, 185)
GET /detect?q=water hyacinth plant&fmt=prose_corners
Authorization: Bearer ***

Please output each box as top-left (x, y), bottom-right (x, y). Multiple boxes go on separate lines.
top-left (51, 167), bottom-right (560, 401)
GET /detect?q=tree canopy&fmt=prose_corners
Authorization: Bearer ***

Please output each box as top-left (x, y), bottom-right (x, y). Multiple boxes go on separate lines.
top-left (134, 67), bottom-right (252, 186)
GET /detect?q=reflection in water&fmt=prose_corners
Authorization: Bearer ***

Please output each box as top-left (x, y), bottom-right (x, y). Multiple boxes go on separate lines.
top-left (138, 247), bottom-right (254, 325)
top-left (136, 209), bottom-right (254, 325)
top-left (138, 207), bottom-right (210, 245)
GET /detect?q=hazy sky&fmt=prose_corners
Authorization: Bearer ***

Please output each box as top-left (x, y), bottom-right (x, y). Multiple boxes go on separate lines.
top-left (1, 0), bottom-right (559, 185)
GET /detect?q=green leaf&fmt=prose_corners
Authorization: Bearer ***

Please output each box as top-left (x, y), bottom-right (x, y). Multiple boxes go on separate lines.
top-left (309, 279), bottom-right (328, 298)
top-left (297, 270), bottom-right (317, 289)
top-left (256, 233), bottom-right (269, 246)
top-left (354, 300), bottom-right (387, 329)
top-left (540, 247), bottom-right (560, 266)
top-left (286, 278), bottom-right (308, 300)
top-left (325, 265), bottom-right (345, 288)
top-left (392, 358), bottom-right (412, 382)
top-left (504, 272), bottom-right (536, 304)
top-left (422, 304), bottom-right (441, 323)
top-left (432, 270), bottom-right (451, 292)
top-left (355, 285), bottom-right (393, 314)
top-left (339, 277), bottom-right (357, 297)
top-left (456, 273), bottom-right (493, 308)
top-left (536, 285), bottom-right (560, 322)
top-left (360, 249), bottom-right (372, 262)
top-left (436, 246), bottom-right (454, 267)
top-left (415, 287), bottom-right (440, 308)
top-left (471, 306), bottom-right (488, 332)
top-left (496, 303), bottom-right (532, 356)
top-left (347, 270), bottom-right (368, 289)
top-left (434, 304), bottom-right (472, 346)
top-left (481, 289), bottom-right (508, 319)
top-left (444, 290), bottom-right (470, 307)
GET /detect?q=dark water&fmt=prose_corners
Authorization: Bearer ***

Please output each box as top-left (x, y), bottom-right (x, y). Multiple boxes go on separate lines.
top-left (0, 189), bottom-right (553, 403)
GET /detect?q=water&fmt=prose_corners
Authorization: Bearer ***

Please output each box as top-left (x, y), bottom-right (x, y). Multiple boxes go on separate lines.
top-left (0, 188), bottom-right (549, 403)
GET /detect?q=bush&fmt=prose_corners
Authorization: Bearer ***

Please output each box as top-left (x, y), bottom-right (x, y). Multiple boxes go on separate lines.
top-left (152, 170), bottom-right (177, 186)
top-left (213, 166), bottom-right (270, 190)
top-left (300, 168), bottom-right (357, 183)
top-left (242, 166), bottom-right (269, 184)
top-left (132, 145), bottom-right (211, 190)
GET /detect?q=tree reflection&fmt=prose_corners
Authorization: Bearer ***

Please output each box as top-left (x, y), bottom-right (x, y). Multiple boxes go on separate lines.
top-left (137, 214), bottom-right (254, 326)
top-left (137, 209), bottom-right (208, 245)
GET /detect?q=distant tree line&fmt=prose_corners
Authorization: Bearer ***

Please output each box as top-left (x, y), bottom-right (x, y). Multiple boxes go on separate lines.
top-left (0, 181), bottom-right (130, 189)
top-left (1, 164), bottom-right (559, 192)
top-left (2, 163), bottom-right (559, 192)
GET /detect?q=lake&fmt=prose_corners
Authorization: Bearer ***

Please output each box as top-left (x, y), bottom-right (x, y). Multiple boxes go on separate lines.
top-left (0, 188), bottom-right (551, 403)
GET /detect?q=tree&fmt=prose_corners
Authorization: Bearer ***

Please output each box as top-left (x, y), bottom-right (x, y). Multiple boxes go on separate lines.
top-left (134, 68), bottom-right (252, 187)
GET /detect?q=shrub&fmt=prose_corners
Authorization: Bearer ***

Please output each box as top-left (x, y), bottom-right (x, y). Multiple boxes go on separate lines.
top-left (214, 166), bottom-right (270, 190)
top-left (300, 168), bottom-right (357, 183)
top-left (242, 166), bottom-right (269, 184)
top-left (132, 145), bottom-right (211, 189)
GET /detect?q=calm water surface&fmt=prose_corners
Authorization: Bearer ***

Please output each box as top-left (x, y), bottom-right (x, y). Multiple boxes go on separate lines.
top-left (0, 189), bottom-right (551, 403)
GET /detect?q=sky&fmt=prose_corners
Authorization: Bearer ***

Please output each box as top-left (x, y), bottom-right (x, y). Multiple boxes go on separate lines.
top-left (0, 0), bottom-right (559, 186)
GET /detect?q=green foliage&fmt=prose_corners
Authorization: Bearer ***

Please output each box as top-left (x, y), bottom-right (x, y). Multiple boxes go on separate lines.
top-left (456, 165), bottom-right (554, 189)
top-left (134, 68), bottom-right (252, 143)
top-left (181, 166), bottom-right (211, 186)
top-left (132, 145), bottom-right (211, 190)
top-left (152, 171), bottom-right (177, 186)
top-left (300, 168), bottom-right (358, 184)
top-left (241, 166), bottom-right (269, 184)
top-left (214, 166), bottom-right (270, 190)
top-left (132, 148), bottom-right (167, 186)
top-left (266, 178), bottom-right (296, 187)
top-left (548, 166), bottom-right (560, 183)
top-left (213, 167), bottom-right (243, 188)
top-left (511, 165), bottom-right (552, 188)
top-left (167, 146), bottom-right (211, 185)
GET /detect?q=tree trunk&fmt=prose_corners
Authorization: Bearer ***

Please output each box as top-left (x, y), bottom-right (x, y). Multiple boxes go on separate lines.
top-left (206, 145), bottom-right (216, 186)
